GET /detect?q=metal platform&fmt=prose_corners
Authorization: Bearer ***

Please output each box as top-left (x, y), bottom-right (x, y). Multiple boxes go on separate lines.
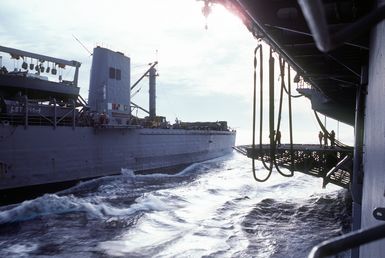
top-left (235, 144), bottom-right (353, 188)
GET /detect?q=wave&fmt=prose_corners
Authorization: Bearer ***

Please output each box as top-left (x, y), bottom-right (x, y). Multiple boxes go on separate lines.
top-left (240, 190), bottom-right (351, 257)
top-left (56, 169), bottom-right (137, 197)
top-left (0, 191), bottom-right (171, 225)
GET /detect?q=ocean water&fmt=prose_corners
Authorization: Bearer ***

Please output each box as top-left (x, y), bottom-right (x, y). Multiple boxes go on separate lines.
top-left (0, 153), bottom-right (351, 258)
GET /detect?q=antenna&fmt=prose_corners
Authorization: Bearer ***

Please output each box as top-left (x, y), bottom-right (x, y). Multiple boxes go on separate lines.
top-left (155, 49), bottom-right (159, 75)
top-left (72, 35), bottom-right (92, 56)
top-left (155, 49), bottom-right (158, 62)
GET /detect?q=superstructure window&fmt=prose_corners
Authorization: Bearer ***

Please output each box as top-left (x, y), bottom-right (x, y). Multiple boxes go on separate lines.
top-left (109, 67), bottom-right (121, 80)
top-left (109, 67), bottom-right (116, 79)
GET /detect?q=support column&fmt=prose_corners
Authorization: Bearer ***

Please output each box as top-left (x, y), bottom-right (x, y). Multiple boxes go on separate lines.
top-left (351, 67), bottom-right (366, 258)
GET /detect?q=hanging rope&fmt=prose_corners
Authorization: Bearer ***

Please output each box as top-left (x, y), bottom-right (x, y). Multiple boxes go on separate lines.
top-left (275, 57), bottom-right (285, 140)
top-left (287, 63), bottom-right (295, 173)
top-left (272, 52), bottom-right (303, 98)
top-left (268, 47), bottom-right (276, 167)
top-left (252, 46), bottom-right (300, 181)
top-left (252, 44), bottom-right (273, 182)
top-left (282, 72), bottom-right (304, 98)
top-left (273, 57), bottom-right (294, 177)
top-left (257, 45), bottom-right (273, 172)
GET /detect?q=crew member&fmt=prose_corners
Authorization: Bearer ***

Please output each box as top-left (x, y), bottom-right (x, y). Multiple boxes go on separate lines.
top-left (99, 112), bottom-right (109, 125)
top-left (323, 132), bottom-right (328, 147)
top-left (330, 130), bottom-right (336, 148)
top-left (318, 131), bottom-right (323, 147)
top-left (0, 66), bottom-right (8, 75)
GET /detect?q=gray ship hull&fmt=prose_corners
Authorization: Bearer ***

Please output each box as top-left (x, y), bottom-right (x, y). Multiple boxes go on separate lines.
top-left (0, 124), bottom-right (235, 191)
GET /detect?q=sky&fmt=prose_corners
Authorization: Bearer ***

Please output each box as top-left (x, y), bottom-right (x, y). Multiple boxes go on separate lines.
top-left (0, 0), bottom-right (353, 145)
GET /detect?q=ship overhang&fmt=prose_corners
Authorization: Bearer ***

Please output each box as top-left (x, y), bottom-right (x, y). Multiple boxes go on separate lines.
top-left (212, 0), bottom-right (373, 126)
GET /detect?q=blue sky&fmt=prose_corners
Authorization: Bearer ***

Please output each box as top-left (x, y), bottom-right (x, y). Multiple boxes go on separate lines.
top-left (0, 0), bottom-right (353, 144)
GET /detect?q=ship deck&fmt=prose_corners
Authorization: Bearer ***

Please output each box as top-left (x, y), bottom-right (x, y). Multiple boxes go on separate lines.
top-left (235, 144), bottom-right (353, 188)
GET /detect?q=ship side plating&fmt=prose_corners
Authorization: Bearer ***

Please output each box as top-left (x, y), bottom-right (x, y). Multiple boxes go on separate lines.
top-left (0, 126), bottom-right (234, 190)
top-left (360, 7), bottom-right (385, 256)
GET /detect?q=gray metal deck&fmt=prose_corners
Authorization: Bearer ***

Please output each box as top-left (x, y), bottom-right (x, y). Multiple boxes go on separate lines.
top-left (235, 144), bottom-right (353, 188)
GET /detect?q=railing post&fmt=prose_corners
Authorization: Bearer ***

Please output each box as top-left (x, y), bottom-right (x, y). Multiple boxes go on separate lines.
top-left (53, 98), bottom-right (57, 129)
top-left (72, 99), bottom-right (76, 129)
top-left (24, 95), bottom-right (28, 129)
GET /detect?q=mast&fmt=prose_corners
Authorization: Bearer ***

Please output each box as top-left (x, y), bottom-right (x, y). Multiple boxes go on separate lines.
top-left (149, 65), bottom-right (157, 118)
